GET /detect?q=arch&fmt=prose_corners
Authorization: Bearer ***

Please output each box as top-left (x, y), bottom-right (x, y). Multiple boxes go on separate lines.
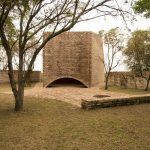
top-left (45, 77), bottom-right (88, 88)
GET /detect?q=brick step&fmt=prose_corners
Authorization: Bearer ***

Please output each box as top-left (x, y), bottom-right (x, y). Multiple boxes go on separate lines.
top-left (81, 96), bottom-right (150, 109)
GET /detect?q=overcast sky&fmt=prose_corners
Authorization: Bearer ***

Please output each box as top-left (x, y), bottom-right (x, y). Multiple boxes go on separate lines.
top-left (34, 14), bottom-right (150, 71)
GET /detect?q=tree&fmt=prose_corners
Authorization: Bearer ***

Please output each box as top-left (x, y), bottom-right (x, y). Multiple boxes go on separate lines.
top-left (0, 18), bottom-right (35, 84)
top-left (133, 0), bottom-right (150, 18)
top-left (0, 0), bottom-right (131, 111)
top-left (0, 12), bottom-right (16, 70)
top-left (99, 28), bottom-right (124, 90)
top-left (0, 48), bottom-right (7, 70)
top-left (124, 30), bottom-right (150, 91)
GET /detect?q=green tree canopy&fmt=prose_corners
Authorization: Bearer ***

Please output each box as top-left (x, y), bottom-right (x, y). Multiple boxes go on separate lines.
top-left (133, 0), bottom-right (150, 18)
top-left (124, 30), bottom-right (150, 91)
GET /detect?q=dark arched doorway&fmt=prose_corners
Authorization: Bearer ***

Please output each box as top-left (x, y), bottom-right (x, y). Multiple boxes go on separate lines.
top-left (47, 78), bottom-right (87, 88)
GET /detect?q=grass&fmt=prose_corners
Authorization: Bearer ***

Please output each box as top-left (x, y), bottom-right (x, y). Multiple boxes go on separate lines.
top-left (108, 86), bottom-right (150, 95)
top-left (0, 93), bottom-right (150, 150)
top-left (0, 84), bottom-right (150, 149)
top-left (0, 83), bottom-right (11, 93)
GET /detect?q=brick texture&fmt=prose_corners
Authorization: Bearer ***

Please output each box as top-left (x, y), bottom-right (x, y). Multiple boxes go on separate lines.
top-left (0, 70), bottom-right (41, 83)
top-left (81, 96), bottom-right (150, 109)
top-left (108, 71), bottom-right (150, 89)
top-left (43, 32), bottom-right (104, 88)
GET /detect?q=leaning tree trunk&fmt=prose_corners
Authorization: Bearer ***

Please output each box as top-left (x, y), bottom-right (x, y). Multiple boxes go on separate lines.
top-left (144, 76), bottom-right (150, 91)
top-left (8, 71), bottom-right (24, 111)
top-left (14, 82), bottom-right (25, 111)
top-left (105, 74), bottom-right (109, 90)
top-left (15, 94), bottom-right (23, 111)
top-left (6, 56), bottom-right (23, 111)
top-left (15, 56), bottom-right (25, 111)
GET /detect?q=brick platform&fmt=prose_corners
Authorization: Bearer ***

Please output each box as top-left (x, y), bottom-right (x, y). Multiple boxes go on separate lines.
top-left (81, 96), bottom-right (150, 109)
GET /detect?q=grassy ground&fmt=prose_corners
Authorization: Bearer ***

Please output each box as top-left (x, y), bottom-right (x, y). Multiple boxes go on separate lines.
top-left (0, 93), bottom-right (150, 150)
top-left (0, 83), bottom-right (11, 93)
top-left (0, 84), bottom-right (150, 149)
top-left (108, 86), bottom-right (150, 95)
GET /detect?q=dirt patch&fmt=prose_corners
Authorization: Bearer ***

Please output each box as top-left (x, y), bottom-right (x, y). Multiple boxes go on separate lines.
top-left (24, 83), bottom-right (132, 107)
top-left (2, 83), bottom-right (150, 107)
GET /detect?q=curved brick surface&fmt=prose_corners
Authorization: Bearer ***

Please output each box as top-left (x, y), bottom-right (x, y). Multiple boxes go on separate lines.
top-left (43, 32), bottom-right (104, 88)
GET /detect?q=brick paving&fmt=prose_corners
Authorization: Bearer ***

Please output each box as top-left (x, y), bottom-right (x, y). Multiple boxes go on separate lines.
top-left (24, 83), bottom-right (136, 107)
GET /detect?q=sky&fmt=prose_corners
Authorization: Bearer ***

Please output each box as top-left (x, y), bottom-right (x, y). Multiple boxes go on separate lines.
top-left (34, 10), bottom-right (150, 72)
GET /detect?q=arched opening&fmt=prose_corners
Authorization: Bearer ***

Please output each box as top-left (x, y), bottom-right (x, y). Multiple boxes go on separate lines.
top-left (47, 77), bottom-right (87, 88)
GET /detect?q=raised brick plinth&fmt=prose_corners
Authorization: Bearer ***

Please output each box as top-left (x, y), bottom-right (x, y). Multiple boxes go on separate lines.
top-left (81, 96), bottom-right (150, 109)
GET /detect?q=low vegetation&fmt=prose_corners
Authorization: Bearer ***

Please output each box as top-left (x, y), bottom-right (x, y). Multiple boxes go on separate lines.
top-left (0, 94), bottom-right (149, 149)
top-left (108, 86), bottom-right (150, 95)
top-left (0, 83), bottom-right (11, 93)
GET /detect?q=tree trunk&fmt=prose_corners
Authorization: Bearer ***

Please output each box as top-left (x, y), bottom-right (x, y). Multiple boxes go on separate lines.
top-left (144, 76), bottom-right (150, 91)
top-left (15, 95), bottom-right (23, 111)
top-left (105, 75), bottom-right (109, 90)
top-left (14, 85), bottom-right (24, 111)
top-left (25, 70), bottom-right (32, 87)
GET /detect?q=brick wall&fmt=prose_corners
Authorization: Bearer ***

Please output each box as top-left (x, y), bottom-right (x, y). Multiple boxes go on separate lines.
top-left (81, 96), bottom-right (150, 109)
top-left (91, 33), bottom-right (105, 87)
top-left (43, 32), bottom-right (104, 88)
top-left (0, 70), bottom-right (41, 83)
top-left (108, 72), bottom-right (150, 89)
